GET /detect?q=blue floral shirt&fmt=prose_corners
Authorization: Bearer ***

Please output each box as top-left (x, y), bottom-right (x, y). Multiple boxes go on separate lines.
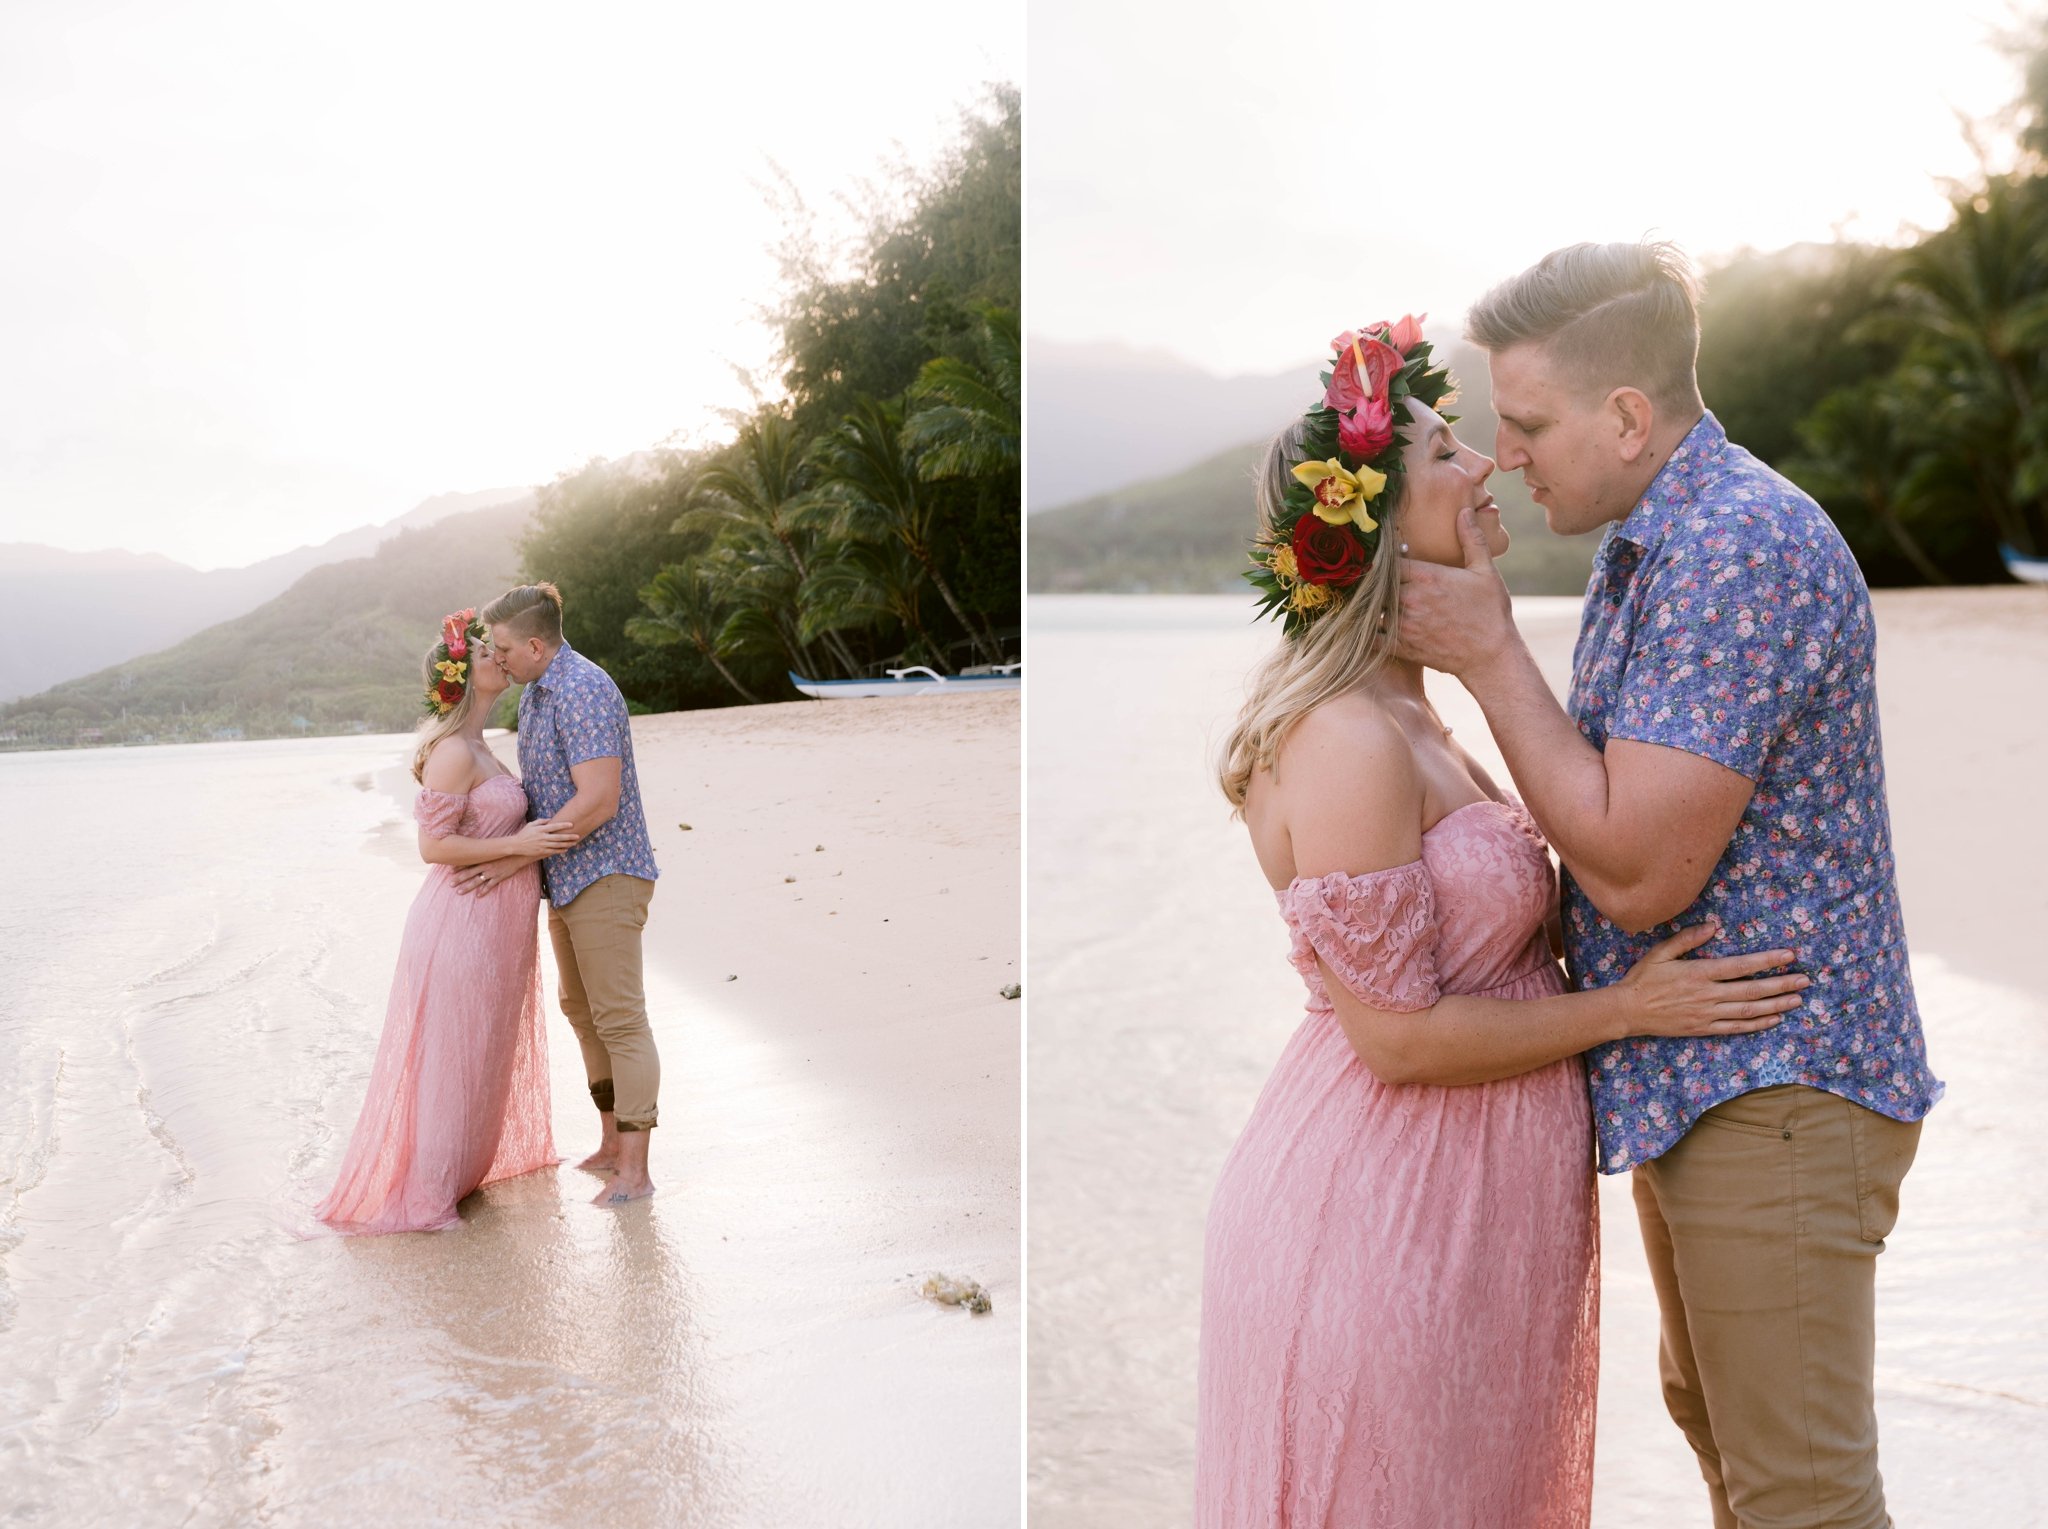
top-left (1565, 413), bottom-right (1942, 1173)
top-left (515, 642), bottom-right (659, 909)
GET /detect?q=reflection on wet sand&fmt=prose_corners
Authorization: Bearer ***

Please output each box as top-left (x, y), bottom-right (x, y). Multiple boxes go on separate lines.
top-left (285, 1182), bottom-right (737, 1526)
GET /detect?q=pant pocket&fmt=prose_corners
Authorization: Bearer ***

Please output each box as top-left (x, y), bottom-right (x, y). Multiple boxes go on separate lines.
top-left (1848, 1103), bottom-right (1921, 1245)
top-left (1694, 1084), bottom-right (1803, 1141)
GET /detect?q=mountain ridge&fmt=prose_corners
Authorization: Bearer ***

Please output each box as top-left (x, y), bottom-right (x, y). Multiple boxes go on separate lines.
top-left (2, 484), bottom-right (534, 701)
top-left (0, 497), bottom-right (536, 749)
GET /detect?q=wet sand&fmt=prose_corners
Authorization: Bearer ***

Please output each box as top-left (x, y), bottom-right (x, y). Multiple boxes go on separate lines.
top-left (1026, 590), bottom-right (2048, 1527)
top-left (0, 690), bottom-right (1018, 1527)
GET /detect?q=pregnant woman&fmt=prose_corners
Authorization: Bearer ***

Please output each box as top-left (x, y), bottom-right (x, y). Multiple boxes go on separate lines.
top-left (1196, 322), bottom-right (1810, 1526)
top-left (315, 611), bottom-right (578, 1235)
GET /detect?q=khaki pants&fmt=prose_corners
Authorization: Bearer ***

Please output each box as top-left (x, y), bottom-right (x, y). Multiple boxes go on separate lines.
top-left (1633, 1084), bottom-right (1921, 1529)
top-left (546, 874), bottom-right (659, 1131)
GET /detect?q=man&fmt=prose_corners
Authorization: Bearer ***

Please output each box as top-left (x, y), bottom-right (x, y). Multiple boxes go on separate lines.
top-left (461, 581), bottom-right (663, 1207)
top-left (1397, 242), bottom-right (1942, 1529)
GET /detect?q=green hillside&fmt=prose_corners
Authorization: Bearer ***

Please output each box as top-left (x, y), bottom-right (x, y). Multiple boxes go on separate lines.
top-left (1028, 425), bottom-right (1602, 597)
top-left (0, 501), bottom-right (531, 750)
top-left (1027, 442), bottom-right (1268, 593)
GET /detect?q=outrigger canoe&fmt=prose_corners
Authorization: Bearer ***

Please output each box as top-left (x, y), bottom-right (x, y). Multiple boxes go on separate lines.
top-left (2001, 544), bottom-right (2048, 585)
top-left (789, 663), bottom-right (1021, 699)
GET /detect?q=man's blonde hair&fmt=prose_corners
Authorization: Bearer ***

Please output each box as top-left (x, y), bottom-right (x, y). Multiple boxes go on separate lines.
top-left (482, 582), bottom-right (564, 645)
top-left (1466, 240), bottom-right (1704, 413)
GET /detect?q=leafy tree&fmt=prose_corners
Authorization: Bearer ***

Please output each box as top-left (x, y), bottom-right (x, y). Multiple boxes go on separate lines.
top-left (678, 411), bottom-right (862, 676)
top-left (772, 86), bottom-right (1020, 434)
top-left (904, 304), bottom-right (1021, 479)
top-left (811, 397), bottom-right (1001, 664)
top-left (801, 534), bottom-right (949, 669)
top-left (624, 562), bottom-right (765, 704)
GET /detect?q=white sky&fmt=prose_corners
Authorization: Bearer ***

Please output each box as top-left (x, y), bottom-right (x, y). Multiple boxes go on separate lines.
top-left (0, 1), bottom-right (1018, 569)
top-left (1030, 0), bottom-right (2027, 375)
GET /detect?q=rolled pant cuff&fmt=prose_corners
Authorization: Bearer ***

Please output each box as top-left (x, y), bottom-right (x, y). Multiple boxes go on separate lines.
top-left (615, 1116), bottom-right (657, 1133)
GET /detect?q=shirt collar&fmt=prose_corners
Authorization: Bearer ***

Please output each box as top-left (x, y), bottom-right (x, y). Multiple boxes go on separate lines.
top-left (1609, 410), bottom-right (1726, 556)
top-left (530, 641), bottom-right (575, 693)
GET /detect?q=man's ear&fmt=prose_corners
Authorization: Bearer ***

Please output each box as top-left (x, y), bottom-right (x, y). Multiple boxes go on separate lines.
top-left (1608, 387), bottom-right (1656, 463)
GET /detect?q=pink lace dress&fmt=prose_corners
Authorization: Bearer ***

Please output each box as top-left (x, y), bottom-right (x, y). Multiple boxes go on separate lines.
top-left (1196, 798), bottom-right (1599, 1527)
top-left (314, 775), bottom-right (560, 1234)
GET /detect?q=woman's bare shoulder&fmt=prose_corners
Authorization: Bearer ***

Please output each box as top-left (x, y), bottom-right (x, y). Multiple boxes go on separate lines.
top-left (1268, 694), bottom-right (1426, 879)
top-left (1275, 693), bottom-right (1416, 786)
top-left (421, 735), bottom-right (478, 794)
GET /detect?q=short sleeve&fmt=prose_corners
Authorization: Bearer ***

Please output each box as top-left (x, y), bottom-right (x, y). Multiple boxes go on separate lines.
top-left (414, 788), bottom-right (467, 838)
top-left (1281, 863), bottom-right (1442, 1012)
top-left (561, 680), bottom-right (629, 768)
top-left (1606, 523), bottom-right (1850, 781)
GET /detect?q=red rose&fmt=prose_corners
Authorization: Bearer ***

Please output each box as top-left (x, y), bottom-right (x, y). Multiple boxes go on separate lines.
top-left (437, 679), bottom-right (464, 704)
top-left (1291, 515), bottom-right (1370, 588)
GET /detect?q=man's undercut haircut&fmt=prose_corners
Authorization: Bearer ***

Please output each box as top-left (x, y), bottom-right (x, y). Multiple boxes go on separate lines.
top-left (1466, 240), bottom-right (1705, 414)
top-left (483, 582), bottom-right (565, 645)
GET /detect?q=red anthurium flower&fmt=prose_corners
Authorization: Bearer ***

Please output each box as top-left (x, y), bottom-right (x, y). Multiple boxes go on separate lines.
top-left (1379, 313), bottom-right (1426, 354)
top-left (1325, 332), bottom-right (1403, 418)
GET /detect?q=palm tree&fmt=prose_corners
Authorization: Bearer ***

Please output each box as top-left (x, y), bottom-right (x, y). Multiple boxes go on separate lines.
top-left (1894, 175), bottom-right (2048, 556)
top-left (810, 398), bottom-right (1003, 665)
top-left (1788, 380), bottom-right (1952, 585)
top-left (903, 305), bottom-right (1020, 480)
top-left (800, 535), bottom-right (948, 669)
top-left (680, 412), bottom-right (864, 677)
top-left (624, 563), bottom-right (763, 704)
top-left (700, 541), bottom-right (836, 684)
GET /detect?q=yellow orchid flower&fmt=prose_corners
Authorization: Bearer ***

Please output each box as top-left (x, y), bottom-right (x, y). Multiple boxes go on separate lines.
top-left (1291, 458), bottom-right (1386, 529)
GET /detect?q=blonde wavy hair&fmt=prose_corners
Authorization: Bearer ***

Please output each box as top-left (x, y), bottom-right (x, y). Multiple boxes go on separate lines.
top-left (1217, 417), bottom-right (1408, 812)
top-left (409, 641), bottom-right (482, 784)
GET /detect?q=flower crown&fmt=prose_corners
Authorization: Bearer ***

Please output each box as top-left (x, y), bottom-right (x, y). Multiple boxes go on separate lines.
top-left (1245, 315), bottom-right (1459, 637)
top-left (422, 609), bottom-right (489, 717)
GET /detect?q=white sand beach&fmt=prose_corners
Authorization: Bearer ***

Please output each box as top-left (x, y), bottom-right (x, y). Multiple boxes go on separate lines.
top-left (1026, 589), bottom-right (2048, 1527)
top-left (0, 690), bottom-right (1019, 1528)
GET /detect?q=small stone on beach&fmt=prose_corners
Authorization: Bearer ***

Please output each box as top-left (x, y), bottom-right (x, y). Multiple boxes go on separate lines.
top-left (678, 822), bottom-right (692, 830)
top-left (1000, 985), bottom-right (1021, 1000)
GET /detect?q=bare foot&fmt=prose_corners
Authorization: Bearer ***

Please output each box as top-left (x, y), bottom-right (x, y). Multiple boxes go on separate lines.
top-left (574, 1146), bottom-right (621, 1176)
top-left (591, 1174), bottom-right (655, 1207)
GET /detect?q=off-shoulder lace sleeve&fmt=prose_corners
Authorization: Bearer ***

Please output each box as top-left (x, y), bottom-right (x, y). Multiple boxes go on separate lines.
top-left (1279, 863), bottom-right (1442, 1012)
top-left (413, 788), bottom-right (468, 839)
